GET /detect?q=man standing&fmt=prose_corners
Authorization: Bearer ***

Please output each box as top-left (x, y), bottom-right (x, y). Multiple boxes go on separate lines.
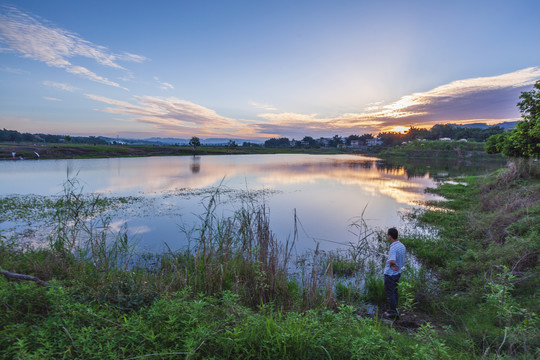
top-left (383, 227), bottom-right (406, 319)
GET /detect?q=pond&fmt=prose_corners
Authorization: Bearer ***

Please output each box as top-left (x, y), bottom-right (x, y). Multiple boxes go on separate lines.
top-left (0, 154), bottom-right (505, 254)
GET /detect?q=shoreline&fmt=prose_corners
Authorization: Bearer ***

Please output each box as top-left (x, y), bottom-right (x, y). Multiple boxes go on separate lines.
top-left (0, 143), bottom-right (347, 160)
top-left (0, 141), bottom-right (505, 161)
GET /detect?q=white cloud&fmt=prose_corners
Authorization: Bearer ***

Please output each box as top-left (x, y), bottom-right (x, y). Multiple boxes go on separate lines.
top-left (66, 65), bottom-right (127, 89)
top-left (376, 66), bottom-right (540, 119)
top-left (2, 66), bottom-right (29, 74)
top-left (42, 80), bottom-right (78, 92)
top-left (153, 77), bottom-right (174, 90)
top-left (256, 67), bottom-right (540, 135)
top-left (257, 112), bottom-right (319, 122)
top-left (119, 52), bottom-right (147, 63)
top-left (86, 67), bottom-right (540, 139)
top-left (85, 94), bottom-right (259, 138)
top-left (43, 96), bottom-right (61, 101)
top-left (250, 101), bottom-right (277, 111)
top-left (0, 5), bottom-right (145, 88)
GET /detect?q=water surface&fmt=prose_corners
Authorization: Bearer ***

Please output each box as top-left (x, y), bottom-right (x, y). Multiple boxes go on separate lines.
top-left (0, 154), bottom-right (504, 253)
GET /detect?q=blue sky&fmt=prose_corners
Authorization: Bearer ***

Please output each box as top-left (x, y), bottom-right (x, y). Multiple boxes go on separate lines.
top-left (1, 0), bottom-right (539, 140)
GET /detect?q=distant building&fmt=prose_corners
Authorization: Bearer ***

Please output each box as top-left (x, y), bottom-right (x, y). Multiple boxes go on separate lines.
top-left (350, 140), bottom-right (362, 148)
top-left (366, 138), bottom-right (383, 146)
top-left (318, 137), bottom-right (331, 147)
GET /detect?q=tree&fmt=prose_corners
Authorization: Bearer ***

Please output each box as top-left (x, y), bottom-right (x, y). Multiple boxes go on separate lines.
top-left (264, 137), bottom-right (290, 148)
top-left (517, 81), bottom-right (540, 120)
top-left (301, 136), bottom-right (318, 148)
top-left (377, 132), bottom-right (404, 146)
top-left (404, 127), bottom-right (429, 141)
top-left (427, 124), bottom-right (455, 140)
top-left (485, 81), bottom-right (540, 158)
top-left (485, 132), bottom-right (510, 155)
top-left (329, 135), bottom-right (343, 147)
top-left (189, 136), bottom-right (201, 149)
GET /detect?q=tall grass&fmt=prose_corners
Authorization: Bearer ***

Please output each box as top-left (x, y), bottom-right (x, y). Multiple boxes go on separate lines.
top-left (0, 177), bottom-right (481, 359)
top-left (401, 160), bottom-right (540, 358)
top-left (155, 186), bottom-right (296, 307)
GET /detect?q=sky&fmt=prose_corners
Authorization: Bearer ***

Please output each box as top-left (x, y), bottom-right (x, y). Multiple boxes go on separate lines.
top-left (1, 0), bottom-right (540, 140)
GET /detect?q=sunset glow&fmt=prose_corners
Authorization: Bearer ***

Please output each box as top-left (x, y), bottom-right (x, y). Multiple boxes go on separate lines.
top-left (1, 2), bottom-right (539, 139)
top-left (389, 126), bottom-right (410, 134)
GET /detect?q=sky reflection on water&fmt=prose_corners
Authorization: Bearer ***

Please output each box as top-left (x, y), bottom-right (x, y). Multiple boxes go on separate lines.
top-left (0, 154), bottom-right (502, 253)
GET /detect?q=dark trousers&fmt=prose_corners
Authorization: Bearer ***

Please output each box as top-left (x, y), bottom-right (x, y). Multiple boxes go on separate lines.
top-left (384, 274), bottom-right (401, 312)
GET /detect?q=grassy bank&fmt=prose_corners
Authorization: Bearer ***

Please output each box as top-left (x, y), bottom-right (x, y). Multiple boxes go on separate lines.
top-left (1, 159), bottom-right (538, 358)
top-left (1, 140), bottom-right (505, 161)
top-left (0, 180), bottom-right (465, 359)
top-left (371, 140), bottom-right (504, 160)
top-left (402, 158), bottom-right (539, 358)
top-left (0, 143), bottom-right (344, 160)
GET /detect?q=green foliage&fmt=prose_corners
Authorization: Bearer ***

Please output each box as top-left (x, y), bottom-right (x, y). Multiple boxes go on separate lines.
top-left (363, 271), bottom-right (386, 305)
top-left (4, 168), bottom-right (539, 358)
top-left (0, 277), bottom-right (470, 359)
top-left (301, 136), bottom-right (319, 148)
top-left (406, 163), bottom-right (540, 357)
top-left (486, 81), bottom-right (540, 158)
top-left (189, 136), bottom-right (201, 148)
top-left (324, 253), bottom-right (360, 277)
top-left (411, 323), bottom-right (451, 360)
top-left (345, 133), bottom-right (373, 145)
top-left (517, 80), bottom-right (540, 119)
top-left (335, 281), bottom-right (362, 303)
top-left (378, 125), bottom-right (504, 147)
top-left (264, 137), bottom-right (290, 148)
top-left (0, 128), bottom-right (107, 144)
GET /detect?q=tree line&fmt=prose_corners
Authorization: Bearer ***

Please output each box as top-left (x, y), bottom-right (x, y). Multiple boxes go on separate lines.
top-left (263, 124), bottom-right (507, 149)
top-left (0, 129), bottom-right (108, 145)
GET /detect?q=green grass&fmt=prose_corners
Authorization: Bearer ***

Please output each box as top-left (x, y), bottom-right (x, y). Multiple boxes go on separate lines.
top-left (400, 159), bottom-right (540, 358)
top-left (0, 278), bottom-right (472, 359)
top-left (2, 161), bottom-right (539, 358)
top-left (374, 140), bottom-right (504, 160)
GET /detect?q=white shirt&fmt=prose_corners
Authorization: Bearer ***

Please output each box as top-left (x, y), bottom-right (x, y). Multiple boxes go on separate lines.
top-left (384, 240), bottom-right (406, 275)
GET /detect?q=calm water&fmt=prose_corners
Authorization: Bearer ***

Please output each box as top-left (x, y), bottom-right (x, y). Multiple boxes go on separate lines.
top-left (0, 154), bottom-right (505, 253)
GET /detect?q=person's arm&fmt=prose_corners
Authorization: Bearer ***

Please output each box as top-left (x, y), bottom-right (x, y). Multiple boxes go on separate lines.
top-left (388, 245), bottom-right (399, 271)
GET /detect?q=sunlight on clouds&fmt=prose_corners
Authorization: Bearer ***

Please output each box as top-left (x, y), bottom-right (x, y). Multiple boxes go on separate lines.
top-left (389, 126), bottom-right (409, 133)
top-left (257, 112), bottom-right (321, 123)
top-left (86, 94), bottom-right (260, 138)
top-left (377, 67), bottom-right (540, 119)
top-left (428, 67), bottom-right (540, 95)
top-left (81, 67), bottom-right (540, 139)
top-left (43, 97), bottom-right (61, 101)
top-left (255, 67), bottom-right (540, 137)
